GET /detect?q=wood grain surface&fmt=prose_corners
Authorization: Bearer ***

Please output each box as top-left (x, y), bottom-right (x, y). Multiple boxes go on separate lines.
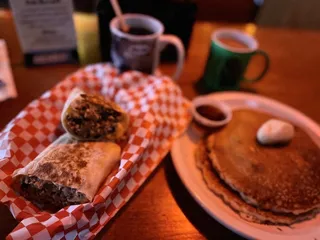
top-left (0, 9), bottom-right (320, 240)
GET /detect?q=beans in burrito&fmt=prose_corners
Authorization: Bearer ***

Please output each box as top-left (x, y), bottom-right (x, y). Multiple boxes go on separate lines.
top-left (61, 88), bottom-right (129, 141)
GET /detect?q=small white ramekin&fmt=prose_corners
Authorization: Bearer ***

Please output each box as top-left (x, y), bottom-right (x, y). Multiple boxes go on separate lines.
top-left (191, 96), bottom-right (232, 128)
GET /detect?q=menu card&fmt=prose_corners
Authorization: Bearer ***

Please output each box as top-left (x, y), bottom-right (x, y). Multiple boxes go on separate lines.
top-left (0, 40), bottom-right (17, 102)
top-left (9, 0), bottom-right (78, 66)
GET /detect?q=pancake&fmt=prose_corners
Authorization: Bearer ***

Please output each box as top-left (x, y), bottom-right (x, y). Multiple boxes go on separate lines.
top-left (195, 141), bottom-right (319, 225)
top-left (207, 110), bottom-right (320, 215)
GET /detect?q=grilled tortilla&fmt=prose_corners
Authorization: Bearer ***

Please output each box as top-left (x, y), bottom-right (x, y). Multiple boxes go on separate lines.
top-left (61, 88), bottom-right (129, 141)
top-left (207, 110), bottom-right (320, 215)
top-left (12, 134), bottom-right (121, 211)
top-left (196, 141), bottom-right (319, 225)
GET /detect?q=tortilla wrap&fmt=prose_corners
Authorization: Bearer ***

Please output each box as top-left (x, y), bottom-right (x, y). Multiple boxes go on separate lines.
top-left (12, 134), bottom-right (121, 211)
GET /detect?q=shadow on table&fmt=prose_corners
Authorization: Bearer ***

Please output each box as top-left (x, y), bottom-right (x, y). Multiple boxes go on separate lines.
top-left (194, 79), bottom-right (258, 95)
top-left (164, 155), bottom-right (245, 240)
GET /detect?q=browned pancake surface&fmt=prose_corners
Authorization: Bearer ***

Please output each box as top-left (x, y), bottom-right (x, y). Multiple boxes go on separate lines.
top-left (195, 142), bottom-right (319, 225)
top-left (207, 110), bottom-right (320, 215)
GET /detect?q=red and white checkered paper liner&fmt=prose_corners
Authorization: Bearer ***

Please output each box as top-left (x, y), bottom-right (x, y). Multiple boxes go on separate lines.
top-left (0, 64), bottom-right (191, 240)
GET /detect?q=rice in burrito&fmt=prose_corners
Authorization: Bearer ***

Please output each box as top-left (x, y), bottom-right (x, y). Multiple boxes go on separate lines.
top-left (12, 134), bottom-right (120, 211)
top-left (61, 88), bottom-right (129, 141)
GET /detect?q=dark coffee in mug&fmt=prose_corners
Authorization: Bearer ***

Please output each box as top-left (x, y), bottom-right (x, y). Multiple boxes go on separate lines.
top-left (125, 27), bottom-right (154, 36)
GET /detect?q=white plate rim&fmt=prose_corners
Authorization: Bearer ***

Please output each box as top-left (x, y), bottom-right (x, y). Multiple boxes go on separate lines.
top-left (171, 92), bottom-right (320, 240)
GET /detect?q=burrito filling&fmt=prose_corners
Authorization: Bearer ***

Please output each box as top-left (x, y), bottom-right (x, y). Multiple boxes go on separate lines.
top-left (65, 94), bottom-right (122, 139)
top-left (19, 176), bottom-right (87, 210)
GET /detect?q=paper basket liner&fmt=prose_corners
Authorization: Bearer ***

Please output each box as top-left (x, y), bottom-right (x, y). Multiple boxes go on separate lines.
top-left (0, 64), bottom-right (191, 240)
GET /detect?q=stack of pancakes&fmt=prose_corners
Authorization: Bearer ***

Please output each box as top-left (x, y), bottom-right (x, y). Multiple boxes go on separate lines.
top-left (195, 110), bottom-right (320, 225)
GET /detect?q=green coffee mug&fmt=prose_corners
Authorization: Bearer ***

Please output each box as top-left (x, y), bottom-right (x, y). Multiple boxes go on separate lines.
top-left (201, 29), bottom-right (270, 91)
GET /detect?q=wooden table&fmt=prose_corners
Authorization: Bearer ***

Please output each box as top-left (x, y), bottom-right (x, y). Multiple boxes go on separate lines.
top-left (1, 9), bottom-right (320, 240)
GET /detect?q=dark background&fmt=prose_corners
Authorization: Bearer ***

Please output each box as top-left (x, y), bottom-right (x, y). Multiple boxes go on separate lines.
top-left (0, 0), bottom-right (260, 22)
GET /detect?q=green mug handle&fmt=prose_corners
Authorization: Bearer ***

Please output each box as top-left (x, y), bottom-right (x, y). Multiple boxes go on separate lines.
top-left (243, 50), bottom-right (270, 82)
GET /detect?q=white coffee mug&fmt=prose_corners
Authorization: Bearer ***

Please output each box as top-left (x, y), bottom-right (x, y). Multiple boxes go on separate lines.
top-left (110, 14), bottom-right (185, 80)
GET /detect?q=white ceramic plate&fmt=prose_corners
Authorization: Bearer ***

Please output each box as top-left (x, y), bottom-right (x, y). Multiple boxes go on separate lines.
top-left (171, 92), bottom-right (320, 240)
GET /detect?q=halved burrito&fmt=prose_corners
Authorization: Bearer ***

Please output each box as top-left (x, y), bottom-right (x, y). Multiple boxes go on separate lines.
top-left (61, 88), bottom-right (129, 141)
top-left (12, 134), bottom-right (121, 211)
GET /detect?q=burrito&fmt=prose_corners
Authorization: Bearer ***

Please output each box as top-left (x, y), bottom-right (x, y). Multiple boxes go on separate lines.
top-left (12, 134), bottom-right (121, 211)
top-left (61, 88), bottom-right (129, 141)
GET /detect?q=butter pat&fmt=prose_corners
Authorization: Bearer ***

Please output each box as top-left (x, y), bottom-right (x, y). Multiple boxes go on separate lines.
top-left (257, 119), bottom-right (295, 145)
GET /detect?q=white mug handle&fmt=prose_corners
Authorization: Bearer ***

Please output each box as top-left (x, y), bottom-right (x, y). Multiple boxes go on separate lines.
top-left (159, 35), bottom-right (185, 81)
